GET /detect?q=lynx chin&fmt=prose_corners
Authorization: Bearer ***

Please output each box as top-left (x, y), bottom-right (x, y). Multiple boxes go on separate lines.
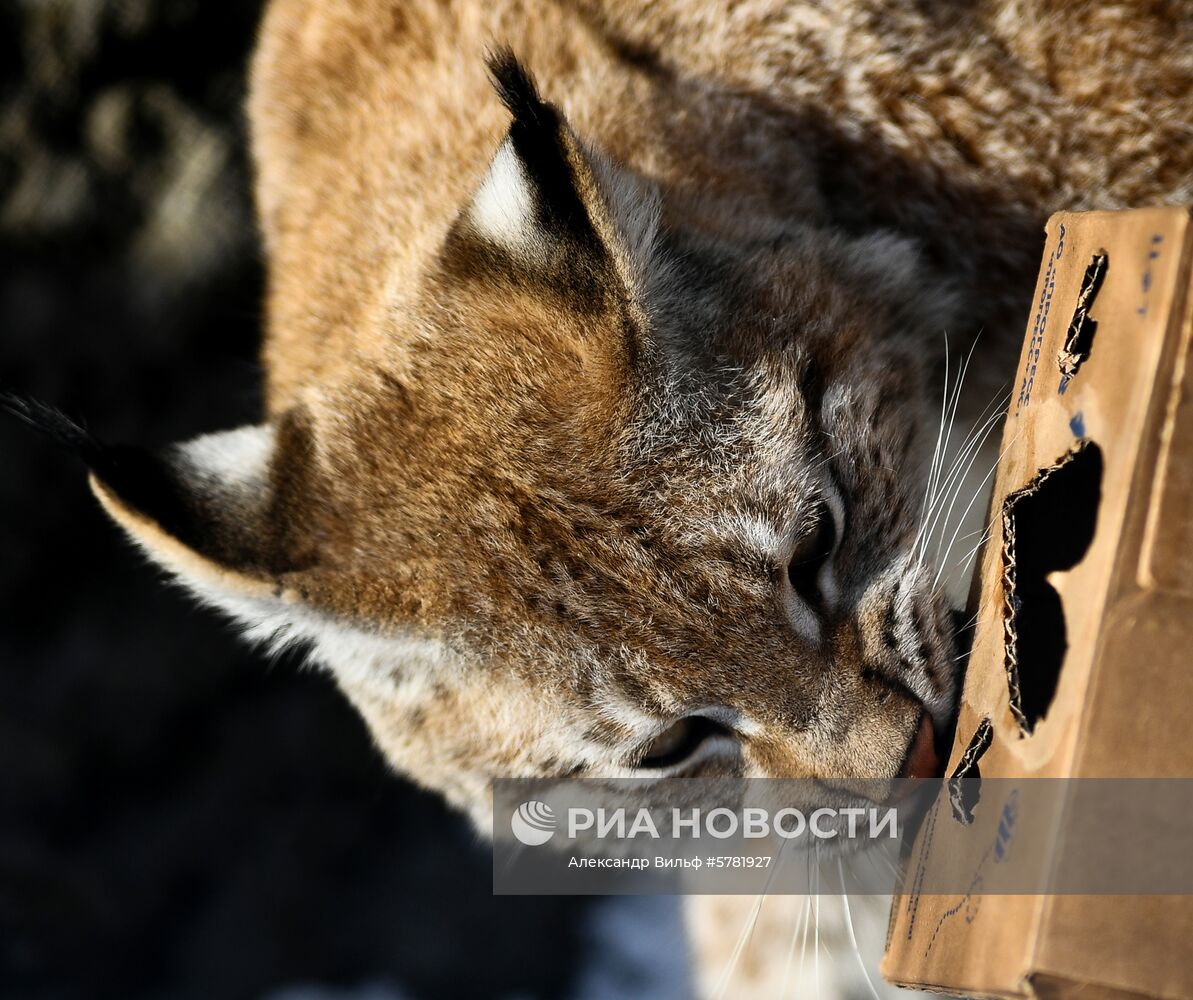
top-left (8, 1), bottom-right (1190, 996)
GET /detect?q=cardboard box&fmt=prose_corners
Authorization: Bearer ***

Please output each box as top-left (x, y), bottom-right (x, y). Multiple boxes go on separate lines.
top-left (882, 206), bottom-right (1193, 999)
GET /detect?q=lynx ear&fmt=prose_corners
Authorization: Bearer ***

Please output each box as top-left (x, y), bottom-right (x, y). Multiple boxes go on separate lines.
top-left (2, 393), bottom-right (311, 616)
top-left (444, 51), bottom-right (663, 304)
top-left (91, 424), bottom-right (289, 596)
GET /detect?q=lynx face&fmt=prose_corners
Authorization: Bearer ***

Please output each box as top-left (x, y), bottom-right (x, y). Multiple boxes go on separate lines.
top-left (30, 57), bottom-right (959, 827)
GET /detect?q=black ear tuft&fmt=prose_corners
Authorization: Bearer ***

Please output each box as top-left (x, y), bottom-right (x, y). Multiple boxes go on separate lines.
top-left (0, 390), bottom-right (105, 465)
top-left (481, 49), bottom-right (598, 249)
top-left (1, 390), bottom-right (200, 543)
top-left (487, 48), bottom-right (552, 131)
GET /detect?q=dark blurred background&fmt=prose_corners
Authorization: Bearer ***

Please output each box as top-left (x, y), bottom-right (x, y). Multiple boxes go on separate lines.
top-left (0, 4), bottom-right (688, 997)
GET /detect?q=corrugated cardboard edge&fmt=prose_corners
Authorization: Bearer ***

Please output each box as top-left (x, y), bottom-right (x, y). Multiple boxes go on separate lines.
top-left (882, 213), bottom-right (1071, 997)
top-left (1020, 207), bottom-right (1193, 999)
top-left (884, 206), bottom-right (1193, 1000)
top-left (999, 439), bottom-right (1095, 736)
top-left (1026, 210), bottom-right (1193, 1000)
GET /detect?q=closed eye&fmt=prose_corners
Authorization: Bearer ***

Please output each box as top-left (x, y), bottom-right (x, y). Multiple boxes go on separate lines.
top-left (787, 502), bottom-right (836, 611)
top-left (637, 716), bottom-right (732, 770)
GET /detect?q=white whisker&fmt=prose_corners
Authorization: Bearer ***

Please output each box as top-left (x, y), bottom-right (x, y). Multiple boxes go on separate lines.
top-left (779, 894), bottom-right (810, 1000)
top-left (917, 333), bottom-right (972, 551)
top-left (713, 893), bottom-right (766, 1000)
top-left (919, 332), bottom-right (954, 533)
top-left (948, 525), bottom-right (994, 583)
top-left (916, 405), bottom-right (1005, 569)
top-left (927, 401), bottom-right (1010, 551)
top-left (797, 866), bottom-right (812, 998)
top-left (914, 377), bottom-right (1008, 566)
top-left (814, 859), bottom-right (821, 997)
top-left (926, 333), bottom-right (982, 515)
top-left (920, 394), bottom-right (1011, 569)
top-left (839, 859), bottom-right (883, 1000)
top-left (713, 836), bottom-right (790, 999)
top-left (934, 425), bottom-right (1023, 585)
top-left (918, 376), bottom-right (1009, 530)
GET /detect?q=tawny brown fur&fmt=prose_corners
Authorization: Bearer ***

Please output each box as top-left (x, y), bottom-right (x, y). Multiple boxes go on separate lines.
top-left (83, 2), bottom-right (1191, 995)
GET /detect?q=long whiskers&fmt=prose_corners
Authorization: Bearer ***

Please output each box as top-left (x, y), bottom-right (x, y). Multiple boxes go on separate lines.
top-left (919, 332), bottom-right (981, 545)
top-left (839, 859), bottom-right (883, 1000)
top-left (942, 524), bottom-right (994, 590)
top-left (912, 366), bottom-right (1004, 565)
top-left (712, 894), bottom-right (767, 1000)
top-left (814, 857), bottom-right (821, 999)
top-left (914, 380), bottom-right (1012, 574)
top-left (713, 836), bottom-right (791, 999)
top-left (932, 424), bottom-right (1023, 588)
top-left (779, 892), bottom-right (810, 999)
top-left (918, 333), bottom-right (954, 535)
top-left (914, 401), bottom-right (1005, 570)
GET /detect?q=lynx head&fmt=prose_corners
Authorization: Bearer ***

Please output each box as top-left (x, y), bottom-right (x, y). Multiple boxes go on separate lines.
top-left (25, 55), bottom-right (961, 828)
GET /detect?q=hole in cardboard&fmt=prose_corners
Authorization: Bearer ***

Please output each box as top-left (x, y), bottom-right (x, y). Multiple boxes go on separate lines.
top-left (948, 718), bottom-right (993, 824)
top-left (1002, 441), bottom-right (1103, 734)
top-left (1057, 251), bottom-right (1107, 388)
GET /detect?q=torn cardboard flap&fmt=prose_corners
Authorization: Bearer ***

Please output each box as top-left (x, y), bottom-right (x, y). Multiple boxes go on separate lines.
top-left (1057, 251), bottom-right (1108, 386)
top-left (883, 206), bottom-right (1193, 1000)
top-left (947, 717), bottom-right (993, 824)
top-left (1000, 440), bottom-right (1102, 736)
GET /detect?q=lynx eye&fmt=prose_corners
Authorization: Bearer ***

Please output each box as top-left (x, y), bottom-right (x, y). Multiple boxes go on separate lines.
top-left (787, 503), bottom-right (836, 609)
top-left (638, 716), bottom-right (725, 770)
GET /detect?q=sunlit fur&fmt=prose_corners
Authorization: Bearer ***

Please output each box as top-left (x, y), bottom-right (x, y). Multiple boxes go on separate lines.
top-left (79, 2), bottom-right (1192, 995)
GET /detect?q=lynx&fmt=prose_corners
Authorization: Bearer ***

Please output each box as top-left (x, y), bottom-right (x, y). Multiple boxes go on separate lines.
top-left (8, 1), bottom-right (1190, 995)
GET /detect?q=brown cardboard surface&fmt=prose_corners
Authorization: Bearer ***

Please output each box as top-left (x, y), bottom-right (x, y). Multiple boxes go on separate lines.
top-left (882, 207), bottom-right (1193, 999)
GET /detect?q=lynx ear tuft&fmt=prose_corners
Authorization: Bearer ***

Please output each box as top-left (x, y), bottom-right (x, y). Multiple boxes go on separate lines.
top-left (479, 50), bottom-right (597, 250)
top-left (1, 392), bottom-right (202, 547)
top-left (2, 391), bottom-right (308, 604)
top-left (1, 391), bottom-right (105, 463)
top-left (446, 51), bottom-right (663, 305)
top-left (487, 50), bottom-right (550, 129)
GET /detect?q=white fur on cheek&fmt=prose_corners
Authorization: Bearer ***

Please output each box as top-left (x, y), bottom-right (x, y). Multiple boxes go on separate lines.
top-left (468, 140), bottom-right (534, 251)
